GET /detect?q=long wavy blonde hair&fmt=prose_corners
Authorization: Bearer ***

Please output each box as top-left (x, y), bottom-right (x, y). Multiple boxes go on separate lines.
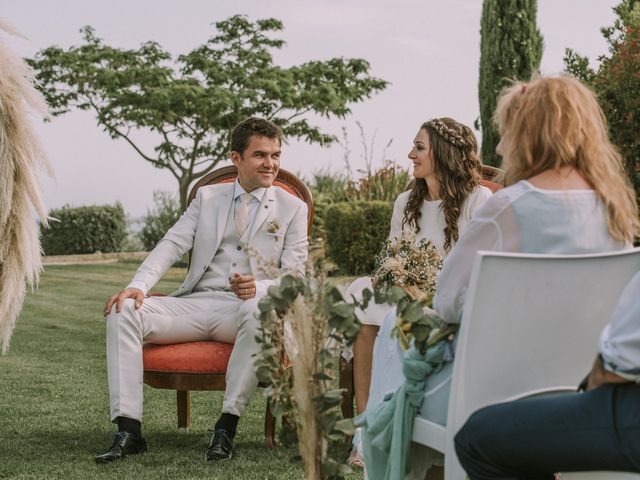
top-left (495, 75), bottom-right (639, 243)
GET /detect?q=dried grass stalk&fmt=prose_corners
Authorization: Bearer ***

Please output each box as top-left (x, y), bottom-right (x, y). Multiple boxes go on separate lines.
top-left (283, 294), bottom-right (325, 480)
top-left (0, 21), bottom-right (51, 353)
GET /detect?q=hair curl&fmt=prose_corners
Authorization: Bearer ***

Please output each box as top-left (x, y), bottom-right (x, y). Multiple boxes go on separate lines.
top-left (402, 117), bottom-right (482, 252)
top-left (495, 75), bottom-right (639, 243)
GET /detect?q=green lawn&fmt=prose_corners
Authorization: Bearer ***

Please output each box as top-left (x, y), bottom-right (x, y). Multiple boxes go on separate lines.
top-left (0, 262), bottom-right (360, 480)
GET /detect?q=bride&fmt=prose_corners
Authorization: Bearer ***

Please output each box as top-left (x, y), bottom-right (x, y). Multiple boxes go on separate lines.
top-left (346, 117), bottom-right (492, 467)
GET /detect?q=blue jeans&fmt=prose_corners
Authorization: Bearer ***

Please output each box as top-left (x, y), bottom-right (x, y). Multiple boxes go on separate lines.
top-left (454, 383), bottom-right (640, 479)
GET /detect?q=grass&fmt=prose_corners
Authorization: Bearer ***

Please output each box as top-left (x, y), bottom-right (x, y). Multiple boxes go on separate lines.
top-left (0, 262), bottom-right (361, 480)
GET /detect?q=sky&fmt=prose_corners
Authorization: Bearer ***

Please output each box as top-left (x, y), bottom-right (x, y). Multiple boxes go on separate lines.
top-left (2, 0), bottom-right (619, 218)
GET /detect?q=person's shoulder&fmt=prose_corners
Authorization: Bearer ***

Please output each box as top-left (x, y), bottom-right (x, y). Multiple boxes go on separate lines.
top-left (469, 184), bottom-right (493, 202)
top-left (461, 185), bottom-right (493, 218)
top-left (476, 184), bottom-right (493, 195)
top-left (271, 185), bottom-right (306, 208)
top-left (473, 180), bottom-right (533, 217)
top-left (195, 182), bottom-right (234, 199)
top-left (394, 189), bottom-right (412, 208)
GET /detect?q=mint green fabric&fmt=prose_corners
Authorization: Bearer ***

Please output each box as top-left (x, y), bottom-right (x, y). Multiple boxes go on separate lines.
top-left (354, 342), bottom-right (447, 480)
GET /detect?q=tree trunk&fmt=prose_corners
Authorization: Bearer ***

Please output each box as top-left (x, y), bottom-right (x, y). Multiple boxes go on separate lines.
top-left (179, 178), bottom-right (191, 212)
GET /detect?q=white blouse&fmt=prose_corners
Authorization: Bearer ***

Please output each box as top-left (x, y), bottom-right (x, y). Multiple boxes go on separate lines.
top-left (388, 185), bottom-right (493, 257)
top-left (434, 180), bottom-right (628, 324)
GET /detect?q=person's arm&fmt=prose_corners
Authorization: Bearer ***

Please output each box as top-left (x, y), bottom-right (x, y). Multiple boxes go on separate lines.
top-left (388, 194), bottom-right (406, 242)
top-left (104, 191), bottom-right (202, 314)
top-left (433, 215), bottom-right (502, 323)
top-left (128, 188), bottom-right (203, 294)
top-left (464, 186), bottom-right (493, 221)
top-left (585, 354), bottom-right (632, 390)
top-left (277, 201), bottom-right (309, 277)
top-left (589, 271), bottom-right (640, 388)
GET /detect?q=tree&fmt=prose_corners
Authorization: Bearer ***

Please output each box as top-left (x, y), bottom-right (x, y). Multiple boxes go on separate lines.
top-left (138, 191), bottom-right (181, 251)
top-left (565, 0), bottom-right (640, 205)
top-left (478, 0), bottom-right (543, 166)
top-left (29, 16), bottom-right (388, 210)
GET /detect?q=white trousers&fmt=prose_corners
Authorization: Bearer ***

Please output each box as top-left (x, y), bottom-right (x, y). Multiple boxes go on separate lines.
top-left (105, 289), bottom-right (265, 421)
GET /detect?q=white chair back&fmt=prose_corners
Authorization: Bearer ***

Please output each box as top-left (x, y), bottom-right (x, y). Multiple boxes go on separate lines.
top-left (443, 248), bottom-right (640, 480)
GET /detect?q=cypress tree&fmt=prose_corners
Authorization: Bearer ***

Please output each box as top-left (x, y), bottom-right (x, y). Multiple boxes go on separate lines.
top-left (478, 0), bottom-right (544, 166)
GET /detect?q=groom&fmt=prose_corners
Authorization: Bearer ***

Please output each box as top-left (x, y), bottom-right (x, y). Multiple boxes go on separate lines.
top-left (96, 117), bottom-right (308, 463)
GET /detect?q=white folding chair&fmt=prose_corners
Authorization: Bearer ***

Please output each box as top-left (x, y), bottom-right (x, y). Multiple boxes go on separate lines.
top-left (411, 248), bottom-right (640, 480)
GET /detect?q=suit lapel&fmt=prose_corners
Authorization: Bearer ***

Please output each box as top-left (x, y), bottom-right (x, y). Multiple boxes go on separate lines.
top-left (248, 187), bottom-right (275, 239)
top-left (215, 187), bottom-right (234, 248)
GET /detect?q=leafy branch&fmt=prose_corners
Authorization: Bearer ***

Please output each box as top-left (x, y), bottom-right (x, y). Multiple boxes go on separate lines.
top-left (29, 15), bottom-right (388, 210)
top-left (255, 255), bottom-right (360, 480)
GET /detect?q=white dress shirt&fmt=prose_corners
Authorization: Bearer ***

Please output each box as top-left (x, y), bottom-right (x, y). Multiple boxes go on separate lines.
top-left (233, 180), bottom-right (266, 225)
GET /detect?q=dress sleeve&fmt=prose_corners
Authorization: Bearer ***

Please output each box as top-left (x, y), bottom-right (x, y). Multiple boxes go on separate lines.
top-left (464, 186), bottom-right (493, 221)
top-left (599, 271), bottom-right (640, 381)
top-left (388, 193), bottom-right (407, 242)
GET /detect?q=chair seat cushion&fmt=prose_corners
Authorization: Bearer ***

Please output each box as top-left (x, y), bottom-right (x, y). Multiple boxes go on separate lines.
top-left (143, 341), bottom-right (233, 374)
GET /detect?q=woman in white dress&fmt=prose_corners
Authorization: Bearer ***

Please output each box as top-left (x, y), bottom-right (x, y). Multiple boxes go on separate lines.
top-left (347, 117), bottom-right (492, 467)
top-left (367, 75), bottom-right (640, 480)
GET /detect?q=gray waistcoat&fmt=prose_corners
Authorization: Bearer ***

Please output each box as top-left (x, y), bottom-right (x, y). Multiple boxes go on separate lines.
top-left (194, 206), bottom-right (253, 292)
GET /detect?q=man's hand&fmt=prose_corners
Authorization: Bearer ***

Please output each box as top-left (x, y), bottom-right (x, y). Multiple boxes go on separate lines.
top-left (585, 355), bottom-right (630, 391)
top-left (103, 288), bottom-right (145, 316)
top-left (229, 273), bottom-right (256, 300)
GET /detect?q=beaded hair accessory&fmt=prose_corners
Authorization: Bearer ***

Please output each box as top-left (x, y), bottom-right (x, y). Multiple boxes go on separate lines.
top-left (425, 118), bottom-right (468, 149)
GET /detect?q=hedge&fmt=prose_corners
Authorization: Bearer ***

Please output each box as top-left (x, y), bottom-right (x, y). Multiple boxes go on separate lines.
top-left (324, 201), bottom-right (392, 275)
top-left (41, 204), bottom-right (127, 255)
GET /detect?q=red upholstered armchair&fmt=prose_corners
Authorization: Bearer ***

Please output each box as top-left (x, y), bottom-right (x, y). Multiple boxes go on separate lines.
top-left (142, 166), bottom-right (314, 449)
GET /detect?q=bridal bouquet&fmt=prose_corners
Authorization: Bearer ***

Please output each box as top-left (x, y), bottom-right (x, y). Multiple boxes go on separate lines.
top-left (372, 230), bottom-right (442, 303)
top-left (371, 231), bottom-right (446, 351)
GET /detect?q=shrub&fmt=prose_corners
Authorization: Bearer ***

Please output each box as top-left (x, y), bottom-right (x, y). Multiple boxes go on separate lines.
top-left (138, 191), bottom-right (181, 251)
top-left (308, 165), bottom-right (408, 242)
top-left (308, 168), bottom-right (350, 204)
top-left (345, 161), bottom-right (410, 202)
top-left (307, 170), bottom-right (350, 242)
top-left (324, 201), bottom-right (392, 275)
top-left (121, 218), bottom-right (145, 252)
top-left (41, 203), bottom-right (127, 255)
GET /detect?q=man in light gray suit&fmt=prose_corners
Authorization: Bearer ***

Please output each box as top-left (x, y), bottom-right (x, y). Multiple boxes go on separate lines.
top-left (95, 117), bottom-right (308, 463)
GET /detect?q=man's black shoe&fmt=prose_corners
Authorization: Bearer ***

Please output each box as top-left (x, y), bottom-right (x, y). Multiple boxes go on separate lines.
top-left (95, 431), bottom-right (147, 463)
top-left (205, 428), bottom-right (235, 461)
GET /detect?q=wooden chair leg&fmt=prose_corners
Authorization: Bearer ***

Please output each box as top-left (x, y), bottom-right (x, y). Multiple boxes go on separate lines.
top-left (264, 400), bottom-right (276, 449)
top-left (339, 355), bottom-right (355, 419)
top-left (177, 390), bottom-right (190, 428)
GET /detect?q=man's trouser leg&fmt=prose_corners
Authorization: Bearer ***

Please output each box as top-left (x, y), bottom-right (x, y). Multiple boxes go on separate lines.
top-left (221, 291), bottom-right (268, 417)
top-left (454, 384), bottom-right (640, 480)
top-left (106, 293), bottom-right (239, 422)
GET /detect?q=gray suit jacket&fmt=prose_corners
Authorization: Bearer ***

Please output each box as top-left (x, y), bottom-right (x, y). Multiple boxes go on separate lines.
top-left (130, 182), bottom-right (309, 296)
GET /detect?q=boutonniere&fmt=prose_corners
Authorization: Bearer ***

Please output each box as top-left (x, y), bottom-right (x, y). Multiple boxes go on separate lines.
top-left (266, 219), bottom-right (284, 241)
